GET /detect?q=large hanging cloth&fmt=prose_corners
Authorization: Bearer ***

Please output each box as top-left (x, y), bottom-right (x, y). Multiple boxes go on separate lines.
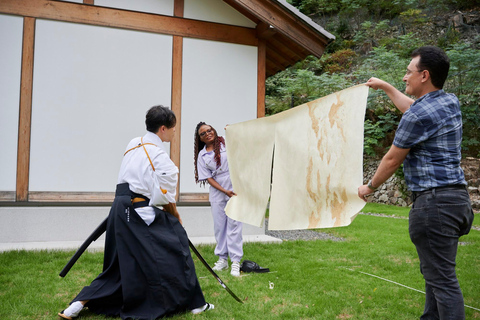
top-left (225, 84), bottom-right (369, 230)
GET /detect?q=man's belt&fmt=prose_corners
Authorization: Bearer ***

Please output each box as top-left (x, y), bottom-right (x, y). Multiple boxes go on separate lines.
top-left (411, 184), bottom-right (466, 201)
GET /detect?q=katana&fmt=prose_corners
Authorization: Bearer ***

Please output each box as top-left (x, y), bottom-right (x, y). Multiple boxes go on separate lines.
top-left (188, 239), bottom-right (243, 304)
top-left (59, 216), bottom-right (244, 303)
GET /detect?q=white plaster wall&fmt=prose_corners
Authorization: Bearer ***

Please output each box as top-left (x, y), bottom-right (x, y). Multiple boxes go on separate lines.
top-left (0, 14), bottom-right (22, 191)
top-left (184, 0), bottom-right (256, 27)
top-left (180, 38), bottom-right (258, 194)
top-left (30, 20), bottom-right (173, 192)
top-left (95, 0), bottom-right (174, 16)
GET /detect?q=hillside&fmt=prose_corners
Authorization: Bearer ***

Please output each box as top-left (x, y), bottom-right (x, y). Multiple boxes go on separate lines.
top-left (267, 2), bottom-right (480, 158)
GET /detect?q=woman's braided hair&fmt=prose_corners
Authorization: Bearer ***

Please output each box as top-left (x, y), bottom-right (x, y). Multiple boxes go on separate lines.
top-left (194, 122), bottom-right (225, 186)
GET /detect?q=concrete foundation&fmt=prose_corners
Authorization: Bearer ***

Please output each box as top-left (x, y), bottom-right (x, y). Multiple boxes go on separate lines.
top-left (0, 206), bottom-right (281, 252)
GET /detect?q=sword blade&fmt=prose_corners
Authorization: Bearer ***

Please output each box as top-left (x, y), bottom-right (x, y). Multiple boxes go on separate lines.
top-left (188, 240), bottom-right (244, 304)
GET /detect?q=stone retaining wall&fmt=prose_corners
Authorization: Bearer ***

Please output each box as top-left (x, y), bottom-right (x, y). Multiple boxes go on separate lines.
top-left (363, 157), bottom-right (480, 212)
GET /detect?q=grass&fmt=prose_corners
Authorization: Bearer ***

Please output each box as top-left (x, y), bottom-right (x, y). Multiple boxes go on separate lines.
top-left (0, 203), bottom-right (479, 319)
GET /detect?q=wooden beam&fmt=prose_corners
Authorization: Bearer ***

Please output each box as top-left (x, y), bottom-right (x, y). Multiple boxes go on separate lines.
top-left (0, 192), bottom-right (16, 202)
top-left (16, 17), bottom-right (35, 202)
top-left (264, 54), bottom-right (289, 74)
top-left (257, 39), bottom-right (266, 118)
top-left (256, 22), bottom-right (276, 40)
top-left (264, 43), bottom-right (292, 68)
top-left (178, 193), bottom-right (209, 203)
top-left (226, 0), bottom-right (329, 57)
top-left (266, 59), bottom-right (289, 77)
top-left (83, 0), bottom-right (94, 4)
top-left (267, 35), bottom-right (305, 62)
top-left (28, 192), bottom-right (114, 202)
top-left (0, 0), bottom-right (257, 46)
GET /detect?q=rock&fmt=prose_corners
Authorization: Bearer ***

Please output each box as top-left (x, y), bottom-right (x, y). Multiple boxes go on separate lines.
top-left (452, 13), bottom-right (464, 28)
top-left (379, 194), bottom-right (389, 202)
top-left (472, 200), bottom-right (480, 210)
top-left (468, 186), bottom-right (479, 193)
top-left (364, 157), bottom-right (480, 212)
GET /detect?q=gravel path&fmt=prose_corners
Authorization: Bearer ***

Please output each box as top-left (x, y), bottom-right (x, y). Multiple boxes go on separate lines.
top-left (264, 219), bottom-right (344, 241)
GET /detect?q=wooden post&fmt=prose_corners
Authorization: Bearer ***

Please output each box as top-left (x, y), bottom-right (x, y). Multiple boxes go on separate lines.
top-left (16, 17), bottom-right (35, 202)
top-left (171, 0), bottom-right (184, 200)
top-left (257, 38), bottom-right (266, 118)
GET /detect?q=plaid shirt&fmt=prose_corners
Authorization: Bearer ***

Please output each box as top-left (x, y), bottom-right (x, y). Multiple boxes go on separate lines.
top-left (393, 90), bottom-right (466, 191)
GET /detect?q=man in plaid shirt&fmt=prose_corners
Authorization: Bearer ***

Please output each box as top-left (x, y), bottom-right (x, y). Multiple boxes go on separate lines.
top-left (358, 46), bottom-right (474, 320)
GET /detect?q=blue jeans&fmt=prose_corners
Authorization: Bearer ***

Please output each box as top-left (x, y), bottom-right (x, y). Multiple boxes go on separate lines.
top-left (409, 186), bottom-right (474, 320)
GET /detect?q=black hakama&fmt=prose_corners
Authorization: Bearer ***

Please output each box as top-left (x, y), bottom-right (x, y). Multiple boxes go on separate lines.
top-left (73, 183), bottom-right (206, 319)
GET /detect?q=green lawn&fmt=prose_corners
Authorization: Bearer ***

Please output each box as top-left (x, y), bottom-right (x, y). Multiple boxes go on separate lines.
top-left (0, 204), bottom-right (478, 319)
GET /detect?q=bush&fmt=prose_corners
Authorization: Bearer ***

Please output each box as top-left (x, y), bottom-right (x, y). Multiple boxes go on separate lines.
top-left (446, 43), bottom-right (480, 156)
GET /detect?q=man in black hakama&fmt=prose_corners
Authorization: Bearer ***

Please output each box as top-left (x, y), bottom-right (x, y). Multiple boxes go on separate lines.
top-left (72, 183), bottom-right (206, 319)
top-left (59, 106), bottom-right (213, 319)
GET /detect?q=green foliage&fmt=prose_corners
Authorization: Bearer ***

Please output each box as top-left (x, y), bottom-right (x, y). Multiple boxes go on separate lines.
top-left (446, 43), bottom-right (480, 156)
top-left (321, 49), bottom-right (357, 73)
top-left (391, 33), bottom-right (426, 58)
top-left (354, 47), bottom-right (409, 114)
top-left (266, 69), bottom-right (354, 115)
top-left (444, 0), bottom-right (480, 10)
top-left (437, 26), bottom-right (461, 48)
top-left (399, 8), bottom-right (428, 25)
top-left (289, 0), bottom-right (478, 19)
top-left (287, 0), bottom-right (341, 15)
top-left (364, 113), bottom-right (398, 156)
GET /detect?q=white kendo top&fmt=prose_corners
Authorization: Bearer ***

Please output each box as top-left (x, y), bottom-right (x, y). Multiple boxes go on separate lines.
top-left (118, 131), bottom-right (178, 225)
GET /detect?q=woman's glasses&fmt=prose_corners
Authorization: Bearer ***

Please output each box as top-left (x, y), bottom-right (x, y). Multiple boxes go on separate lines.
top-left (199, 128), bottom-right (213, 137)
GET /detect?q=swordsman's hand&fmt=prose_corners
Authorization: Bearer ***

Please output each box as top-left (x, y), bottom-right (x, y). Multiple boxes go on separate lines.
top-left (163, 202), bottom-right (183, 225)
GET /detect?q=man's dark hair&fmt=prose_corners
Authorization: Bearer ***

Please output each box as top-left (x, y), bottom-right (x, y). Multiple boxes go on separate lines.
top-left (145, 105), bottom-right (176, 133)
top-left (411, 46), bottom-right (450, 89)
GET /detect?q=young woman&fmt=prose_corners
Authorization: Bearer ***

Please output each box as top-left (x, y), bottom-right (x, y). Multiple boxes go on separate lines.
top-left (194, 122), bottom-right (243, 277)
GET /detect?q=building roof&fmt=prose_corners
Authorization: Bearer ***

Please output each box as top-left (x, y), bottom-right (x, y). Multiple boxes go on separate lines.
top-left (225, 0), bottom-right (335, 76)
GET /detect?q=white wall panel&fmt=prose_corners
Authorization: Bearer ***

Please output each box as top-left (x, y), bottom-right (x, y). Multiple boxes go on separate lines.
top-left (180, 38), bottom-right (257, 194)
top-left (185, 0), bottom-right (256, 28)
top-left (0, 14), bottom-right (23, 191)
top-left (30, 20), bottom-right (172, 192)
top-left (95, 0), bottom-right (174, 16)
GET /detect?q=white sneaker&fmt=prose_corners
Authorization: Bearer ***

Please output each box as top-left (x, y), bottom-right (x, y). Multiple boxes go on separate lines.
top-left (58, 301), bottom-right (83, 319)
top-left (212, 258), bottom-right (228, 271)
top-left (191, 303), bottom-right (215, 314)
top-left (231, 261), bottom-right (241, 277)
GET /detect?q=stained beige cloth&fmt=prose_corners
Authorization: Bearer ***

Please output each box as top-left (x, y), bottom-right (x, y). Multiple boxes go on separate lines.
top-left (225, 84), bottom-right (369, 230)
